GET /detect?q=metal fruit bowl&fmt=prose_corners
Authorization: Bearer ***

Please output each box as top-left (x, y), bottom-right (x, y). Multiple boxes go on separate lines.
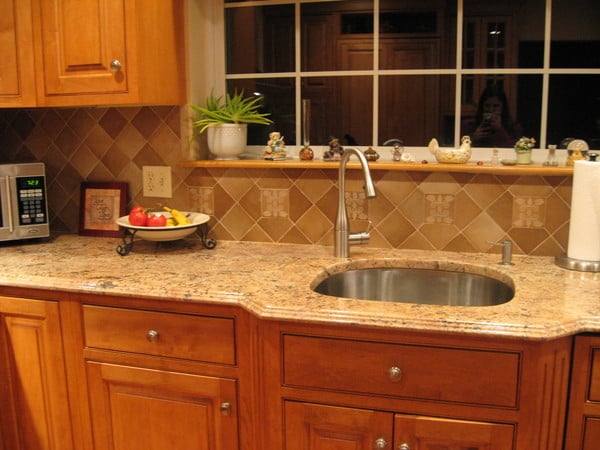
top-left (116, 211), bottom-right (210, 242)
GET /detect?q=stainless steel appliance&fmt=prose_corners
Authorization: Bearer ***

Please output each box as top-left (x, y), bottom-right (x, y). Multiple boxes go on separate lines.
top-left (0, 163), bottom-right (50, 241)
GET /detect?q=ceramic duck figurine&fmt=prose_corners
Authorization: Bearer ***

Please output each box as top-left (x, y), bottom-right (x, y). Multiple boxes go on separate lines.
top-left (428, 136), bottom-right (472, 164)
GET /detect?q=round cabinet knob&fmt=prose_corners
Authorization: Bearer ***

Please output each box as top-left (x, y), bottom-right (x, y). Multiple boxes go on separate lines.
top-left (398, 444), bottom-right (410, 450)
top-left (110, 59), bottom-right (122, 72)
top-left (374, 438), bottom-right (387, 449)
top-left (146, 329), bottom-right (159, 342)
top-left (220, 402), bottom-right (231, 415)
top-left (388, 366), bottom-right (402, 382)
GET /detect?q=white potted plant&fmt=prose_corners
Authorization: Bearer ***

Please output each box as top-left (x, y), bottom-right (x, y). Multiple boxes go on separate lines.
top-left (191, 90), bottom-right (273, 160)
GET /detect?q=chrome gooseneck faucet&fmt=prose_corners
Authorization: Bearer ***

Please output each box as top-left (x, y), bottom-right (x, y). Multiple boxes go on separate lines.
top-left (334, 147), bottom-right (377, 258)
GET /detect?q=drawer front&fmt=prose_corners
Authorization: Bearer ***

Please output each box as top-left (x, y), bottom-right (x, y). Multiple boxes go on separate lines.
top-left (83, 305), bottom-right (235, 365)
top-left (283, 334), bottom-right (519, 408)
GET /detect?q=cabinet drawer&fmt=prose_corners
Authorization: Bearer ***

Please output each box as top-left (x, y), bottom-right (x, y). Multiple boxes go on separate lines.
top-left (83, 305), bottom-right (235, 365)
top-left (283, 334), bottom-right (519, 408)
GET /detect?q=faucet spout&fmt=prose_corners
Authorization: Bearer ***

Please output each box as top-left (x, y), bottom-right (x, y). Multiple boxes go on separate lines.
top-left (334, 147), bottom-right (377, 258)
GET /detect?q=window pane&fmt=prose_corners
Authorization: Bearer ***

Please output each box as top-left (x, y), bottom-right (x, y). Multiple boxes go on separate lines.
top-left (460, 75), bottom-right (542, 148)
top-left (551, 0), bottom-right (600, 68)
top-left (302, 0), bottom-right (374, 72)
top-left (464, 0), bottom-right (545, 69)
top-left (379, 75), bottom-right (455, 146)
top-left (302, 76), bottom-right (373, 146)
top-left (547, 75), bottom-right (600, 147)
top-left (227, 79), bottom-right (295, 145)
top-left (380, 0), bottom-right (456, 70)
top-left (226, 5), bottom-right (295, 74)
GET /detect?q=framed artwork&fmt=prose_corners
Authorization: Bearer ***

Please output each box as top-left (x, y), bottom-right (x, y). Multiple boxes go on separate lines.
top-left (79, 182), bottom-right (128, 237)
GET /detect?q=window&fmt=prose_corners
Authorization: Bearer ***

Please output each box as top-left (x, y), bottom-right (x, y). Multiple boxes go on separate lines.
top-left (224, 0), bottom-right (600, 150)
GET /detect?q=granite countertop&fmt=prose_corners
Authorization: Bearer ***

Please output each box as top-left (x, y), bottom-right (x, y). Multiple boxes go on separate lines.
top-left (1, 234), bottom-right (599, 340)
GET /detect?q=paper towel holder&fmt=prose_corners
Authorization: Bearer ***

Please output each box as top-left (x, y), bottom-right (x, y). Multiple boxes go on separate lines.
top-left (555, 254), bottom-right (600, 272)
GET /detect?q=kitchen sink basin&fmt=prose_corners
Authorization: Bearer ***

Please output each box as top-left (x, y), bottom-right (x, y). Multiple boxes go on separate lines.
top-left (312, 267), bottom-right (514, 306)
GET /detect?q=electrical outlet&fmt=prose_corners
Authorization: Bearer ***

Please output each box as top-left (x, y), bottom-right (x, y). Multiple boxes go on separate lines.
top-left (142, 166), bottom-right (172, 198)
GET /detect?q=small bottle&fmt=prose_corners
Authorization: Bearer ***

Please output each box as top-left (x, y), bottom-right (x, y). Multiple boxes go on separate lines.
top-left (490, 148), bottom-right (499, 165)
top-left (543, 145), bottom-right (558, 166)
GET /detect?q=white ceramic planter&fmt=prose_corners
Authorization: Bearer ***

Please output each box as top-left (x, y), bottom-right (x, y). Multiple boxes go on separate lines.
top-left (207, 123), bottom-right (248, 160)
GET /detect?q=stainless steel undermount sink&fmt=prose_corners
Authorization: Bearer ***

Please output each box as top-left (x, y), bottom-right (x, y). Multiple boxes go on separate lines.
top-left (312, 267), bottom-right (514, 306)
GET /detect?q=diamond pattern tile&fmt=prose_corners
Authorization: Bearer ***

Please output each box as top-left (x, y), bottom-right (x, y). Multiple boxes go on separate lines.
top-left (0, 106), bottom-right (574, 255)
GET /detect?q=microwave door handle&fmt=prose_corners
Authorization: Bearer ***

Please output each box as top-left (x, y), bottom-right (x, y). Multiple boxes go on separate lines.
top-left (5, 176), bottom-right (14, 233)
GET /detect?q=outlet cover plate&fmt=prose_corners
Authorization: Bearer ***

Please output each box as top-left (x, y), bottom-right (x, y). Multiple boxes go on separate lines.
top-left (142, 166), bottom-right (172, 198)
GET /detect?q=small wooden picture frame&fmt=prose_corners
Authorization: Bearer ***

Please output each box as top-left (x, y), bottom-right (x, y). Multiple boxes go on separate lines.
top-left (79, 182), bottom-right (128, 237)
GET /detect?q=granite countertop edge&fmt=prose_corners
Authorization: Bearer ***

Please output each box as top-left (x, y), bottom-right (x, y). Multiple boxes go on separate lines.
top-left (1, 234), bottom-right (598, 341)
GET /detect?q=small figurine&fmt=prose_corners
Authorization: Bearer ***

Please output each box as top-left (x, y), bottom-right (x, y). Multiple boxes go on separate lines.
top-left (323, 137), bottom-right (344, 160)
top-left (566, 139), bottom-right (589, 166)
top-left (428, 136), bottom-right (472, 164)
top-left (263, 132), bottom-right (287, 160)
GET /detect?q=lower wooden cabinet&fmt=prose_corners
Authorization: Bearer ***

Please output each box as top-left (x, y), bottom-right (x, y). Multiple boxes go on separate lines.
top-left (260, 322), bottom-right (572, 450)
top-left (81, 303), bottom-right (246, 450)
top-left (86, 362), bottom-right (239, 450)
top-left (0, 295), bottom-right (73, 450)
top-left (565, 334), bottom-right (600, 450)
top-left (285, 401), bottom-right (514, 450)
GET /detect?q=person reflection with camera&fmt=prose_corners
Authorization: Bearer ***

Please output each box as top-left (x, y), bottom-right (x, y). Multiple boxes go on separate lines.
top-left (462, 84), bottom-right (523, 147)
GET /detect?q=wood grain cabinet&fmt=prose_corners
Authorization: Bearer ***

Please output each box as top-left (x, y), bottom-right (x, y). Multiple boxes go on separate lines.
top-left (0, 0), bottom-right (36, 106)
top-left (565, 334), bottom-right (600, 450)
top-left (0, 295), bottom-right (73, 450)
top-left (0, 0), bottom-right (186, 108)
top-left (259, 323), bottom-right (573, 450)
top-left (82, 305), bottom-right (241, 450)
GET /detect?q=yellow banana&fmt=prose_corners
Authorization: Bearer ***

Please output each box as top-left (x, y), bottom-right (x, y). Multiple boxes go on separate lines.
top-left (163, 206), bottom-right (191, 225)
top-left (166, 217), bottom-right (176, 227)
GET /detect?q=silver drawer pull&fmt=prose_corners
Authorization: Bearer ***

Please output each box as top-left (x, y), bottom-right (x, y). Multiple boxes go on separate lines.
top-left (374, 437), bottom-right (387, 449)
top-left (398, 444), bottom-right (410, 450)
top-left (388, 366), bottom-right (402, 381)
top-left (146, 329), bottom-right (159, 342)
top-left (110, 59), bottom-right (122, 72)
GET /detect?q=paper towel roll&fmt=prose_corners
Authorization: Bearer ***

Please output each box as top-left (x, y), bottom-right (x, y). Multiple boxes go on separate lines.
top-left (567, 160), bottom-right (600, 261)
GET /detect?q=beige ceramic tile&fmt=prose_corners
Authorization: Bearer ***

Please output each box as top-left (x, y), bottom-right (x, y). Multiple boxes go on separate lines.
top-left (261, 189), bottom-right (289, 218)
top-left (219, 204), bottom-right (256, 240)
top-left (296, 206), bottom-right (331, 243)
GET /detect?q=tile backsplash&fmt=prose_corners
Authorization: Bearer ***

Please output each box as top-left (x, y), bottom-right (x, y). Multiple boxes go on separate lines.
top-left (0, 107), bottom-right (571, 256)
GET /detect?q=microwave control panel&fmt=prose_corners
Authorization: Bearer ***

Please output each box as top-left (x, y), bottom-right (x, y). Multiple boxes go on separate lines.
top-left (16, 175), bottom-right (47, 226)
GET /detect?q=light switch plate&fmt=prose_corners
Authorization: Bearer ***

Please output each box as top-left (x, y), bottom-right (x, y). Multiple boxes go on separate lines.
top-left (142, 166), bottom-right (172, 198)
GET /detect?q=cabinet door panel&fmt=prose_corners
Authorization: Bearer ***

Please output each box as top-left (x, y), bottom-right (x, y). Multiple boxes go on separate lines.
top-left (284, 401), bottom-right (392, 450)
top-left (0, 0), bottom-right (36, 105)
top-left (38, 0), bottom-right (130, 96)
top-left (87, 362), bottom-right (239, 450)
top-left (0, 297), bottom-right (73, 450)
top-left (394, 414), bottom-right (514, 450)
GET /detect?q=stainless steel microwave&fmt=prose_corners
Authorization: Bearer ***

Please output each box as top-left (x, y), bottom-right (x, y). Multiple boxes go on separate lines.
top-left (0, 163), bottom-right (50, 242)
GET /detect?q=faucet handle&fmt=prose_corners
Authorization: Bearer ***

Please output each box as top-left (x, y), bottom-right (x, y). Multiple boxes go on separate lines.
top-left (487, 240), bottom-right (513, 266)
top-left (348, 222), bottom-right (372, 246)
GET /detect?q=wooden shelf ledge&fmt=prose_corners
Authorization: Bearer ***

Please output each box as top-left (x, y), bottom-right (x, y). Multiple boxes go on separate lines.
top-left (178, 159), bottom-right (573, 176)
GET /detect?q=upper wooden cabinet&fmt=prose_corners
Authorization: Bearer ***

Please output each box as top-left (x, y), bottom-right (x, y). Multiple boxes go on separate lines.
top-left (0, 0), bottom-right (36, 106)
top-left (0, 0), bottom-right (186, 107)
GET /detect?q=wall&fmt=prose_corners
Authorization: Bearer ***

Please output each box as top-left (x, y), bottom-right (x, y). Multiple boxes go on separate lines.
top-left (0, 107), bottom-right (571, 256)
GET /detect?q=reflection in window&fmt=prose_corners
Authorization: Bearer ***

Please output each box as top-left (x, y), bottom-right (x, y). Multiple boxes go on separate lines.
top-left (227, 79), bottom-right (295, 145)
top-left (226, 5), bottom-right (294, 74)
top-left (224, 0), bottom-right (600, 149)
top-left (460, 75), bottom-right (541, 148)
top-left (380, 75), bottom-right (454, 146)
